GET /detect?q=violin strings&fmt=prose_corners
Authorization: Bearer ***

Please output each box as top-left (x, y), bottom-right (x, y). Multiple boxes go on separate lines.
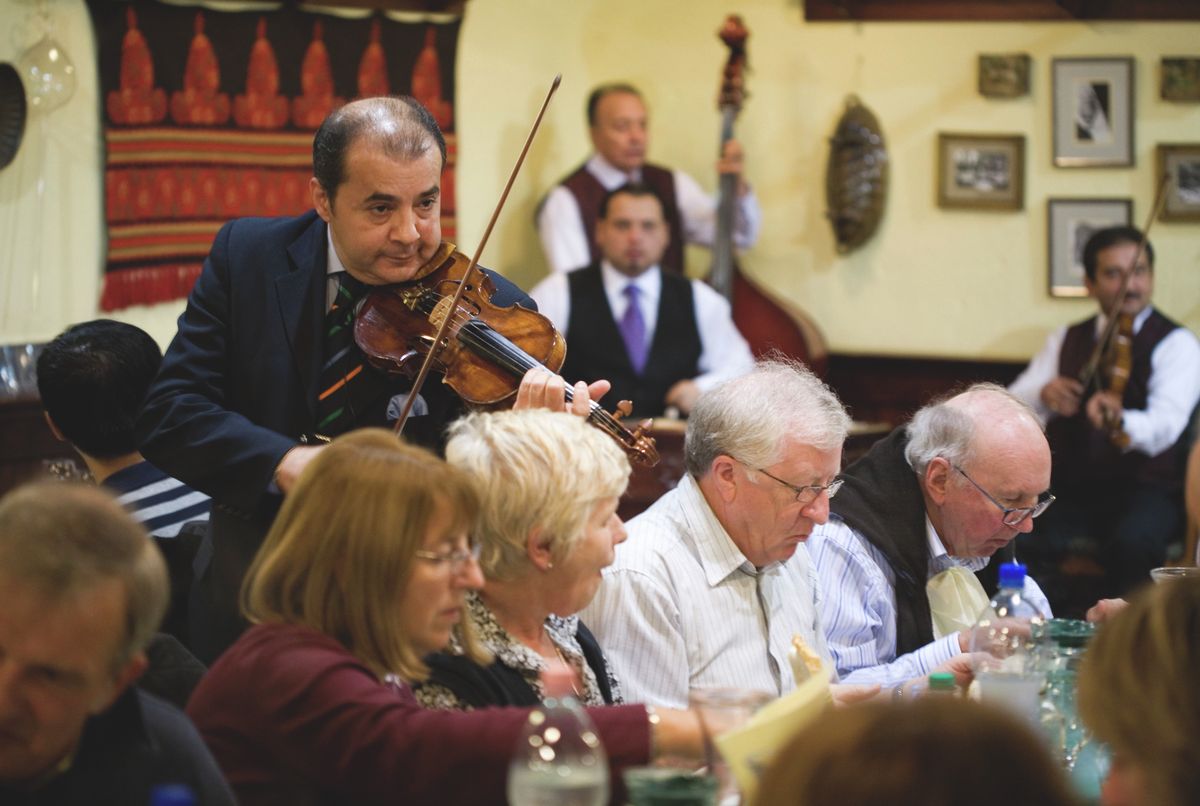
top-left (408, 287), bottom-right (638, 449)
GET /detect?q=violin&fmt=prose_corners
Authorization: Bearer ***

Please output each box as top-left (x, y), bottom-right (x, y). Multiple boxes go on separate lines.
top-left (1076, 173), bottom-right (1170, 448)
top-left (352, 243), bottom-right (660, 467)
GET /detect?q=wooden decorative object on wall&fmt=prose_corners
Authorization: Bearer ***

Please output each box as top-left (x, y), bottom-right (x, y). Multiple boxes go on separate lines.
top-left (825, 96), bottom-right (888, 254)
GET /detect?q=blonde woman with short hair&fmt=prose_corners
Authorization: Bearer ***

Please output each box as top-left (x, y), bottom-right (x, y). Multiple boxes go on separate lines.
top-left (417, 409), bottom-right (632, 709)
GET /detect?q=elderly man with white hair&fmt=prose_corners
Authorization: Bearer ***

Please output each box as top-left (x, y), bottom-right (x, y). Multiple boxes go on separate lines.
top-left (808, 384), bottom-right (1055, 691)
top-left (582, 359), bottom-right (858, 709)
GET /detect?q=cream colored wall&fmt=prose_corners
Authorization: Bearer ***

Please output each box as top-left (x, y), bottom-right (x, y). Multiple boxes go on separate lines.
top-left (457, 0), bottom-right (1200, 360)
top-left (1, 0), bottom-right (1197, 362)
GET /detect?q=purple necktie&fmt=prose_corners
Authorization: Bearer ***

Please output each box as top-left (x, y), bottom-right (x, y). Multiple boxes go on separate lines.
top-left (619, 284), bottom-right (648, 374)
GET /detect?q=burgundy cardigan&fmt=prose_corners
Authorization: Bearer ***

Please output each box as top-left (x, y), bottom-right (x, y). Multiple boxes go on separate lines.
top-left (186, 623), bottom-right (651, 805)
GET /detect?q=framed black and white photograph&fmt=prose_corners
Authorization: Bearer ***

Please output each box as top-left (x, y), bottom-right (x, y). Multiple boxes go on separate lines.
top-left (1052, 57), bottom-right (1134, 167)
top-left (1047, 198), bottom-right (1132, 297)
top-left (936, 133), bottom-right (1024, 210)
top-left (1157, 143), bottom-right (1200, 221)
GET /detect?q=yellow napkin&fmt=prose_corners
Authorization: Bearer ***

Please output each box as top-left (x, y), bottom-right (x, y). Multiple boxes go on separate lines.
top-left (926, 565), bottom-right (989, 639)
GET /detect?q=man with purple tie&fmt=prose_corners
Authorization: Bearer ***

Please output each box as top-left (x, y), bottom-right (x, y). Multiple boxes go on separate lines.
top-left (530, 183), bottom-right (753, 418)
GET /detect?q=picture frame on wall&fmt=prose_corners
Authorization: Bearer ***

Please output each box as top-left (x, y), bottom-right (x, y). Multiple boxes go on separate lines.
top-left (978, 54), bottom-right (1031, 98)
top-left (1052, 57), bottom-right (1134, 167)
top-left (1161, 57), bottom-right (1200, 102)
top-left (936, 133), bottom-right (1024, 210)
top-left (1047, 198), bottom-right (1132, 297)
top-left (1157, 143), bottom-right (1200, 221)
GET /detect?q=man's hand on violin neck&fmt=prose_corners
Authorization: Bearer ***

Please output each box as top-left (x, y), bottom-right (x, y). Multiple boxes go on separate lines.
top-left (514, 368), bottom-right (610, 418)
top-left (1085, 390), bottom-right (1124, 432)
top-left (1040, 376), bottom-right (1084, 417)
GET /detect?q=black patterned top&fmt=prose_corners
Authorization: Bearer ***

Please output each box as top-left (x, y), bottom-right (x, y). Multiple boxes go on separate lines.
top-left (416, 591), bottom-right (624, 710)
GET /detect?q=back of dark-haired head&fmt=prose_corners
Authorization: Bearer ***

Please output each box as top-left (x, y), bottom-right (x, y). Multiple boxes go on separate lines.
top-left (312, 95), bottom-right (447, 199)
top-left (36, 320), bottom-right (162, 459)
top-left (598, 181), bottom-right (665, 220)
top-left (1082, 225), bottom-right (1154, 281)
top-left (586, 83), bottom-right (643, 126)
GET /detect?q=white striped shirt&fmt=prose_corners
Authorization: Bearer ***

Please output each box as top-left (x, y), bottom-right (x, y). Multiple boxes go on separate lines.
top-left (808, 515), bottom-right (1052, 688)
top-left (580, 474), bottom-right (833, 710)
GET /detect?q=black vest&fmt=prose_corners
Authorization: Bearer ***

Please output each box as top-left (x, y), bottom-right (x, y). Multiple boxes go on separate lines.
top-left (1047, 309), bottom-right (1187, 492)
top-left (831, 428), bottom-right (1006, 657)
top-left (560, 264), bottom-right (702, 419)
top-left (559, 162), bottom-right (685, 275)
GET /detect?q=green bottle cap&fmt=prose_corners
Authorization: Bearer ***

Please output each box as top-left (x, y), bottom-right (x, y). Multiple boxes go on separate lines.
top-left (928, 672), bottom-right (956, 690)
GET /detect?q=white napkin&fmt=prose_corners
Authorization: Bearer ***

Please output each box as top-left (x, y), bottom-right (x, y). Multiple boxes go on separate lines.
top-left (926, 565), bottom-right (990, 638)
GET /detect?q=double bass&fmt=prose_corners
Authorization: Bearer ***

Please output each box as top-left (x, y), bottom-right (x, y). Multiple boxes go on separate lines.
top-left (710, 16), bottom-right (829, 376)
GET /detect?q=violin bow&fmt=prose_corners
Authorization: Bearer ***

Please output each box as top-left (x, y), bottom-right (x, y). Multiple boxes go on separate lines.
top-left (1076, 171), bottom-right (1171, 392)
top-left (394, 74), bottom-right (562, 437)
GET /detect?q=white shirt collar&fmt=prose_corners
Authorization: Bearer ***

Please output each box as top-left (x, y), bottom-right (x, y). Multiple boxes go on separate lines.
top-left (925, 515), bottom-right (987, 574)
top-left (1094, 305), bottom-right (1154, 336)
top-left (599, 260), bottom-right (661, 304)
top-left (325, 226), bottom-right (346, 277)
top-left (677, 475), bottom-right (764, 585)
top-left (586, 152), bottom-right (641, 188)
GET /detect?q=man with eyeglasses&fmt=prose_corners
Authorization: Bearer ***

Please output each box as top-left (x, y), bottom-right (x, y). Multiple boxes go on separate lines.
top-left (581, 360), bottom-right (870, 709)
top-left (1009, 226), bottom-right (1200, 602)
top-left (808, 384), bottom-right (1055, 689)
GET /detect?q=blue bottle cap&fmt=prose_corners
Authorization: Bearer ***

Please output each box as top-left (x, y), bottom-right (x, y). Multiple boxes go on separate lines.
top-left (998, 561), bottom-right (1027, 589)
top-left (150, 784), bottom-right (197, 806)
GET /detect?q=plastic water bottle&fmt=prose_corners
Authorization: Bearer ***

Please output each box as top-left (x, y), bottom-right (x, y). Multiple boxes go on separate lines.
top-left (507, 661), bottom-right (609, 806)
top-left (969, 562), bottom-right (1047, 727)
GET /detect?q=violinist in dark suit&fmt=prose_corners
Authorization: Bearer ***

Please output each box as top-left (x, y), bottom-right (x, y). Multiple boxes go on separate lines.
top-left (530, 183), bottom-right (753, 419)
top-left (1009, 226), bottom-right (1200, 600)
top-left (136, 96), bottom-right (602, 661)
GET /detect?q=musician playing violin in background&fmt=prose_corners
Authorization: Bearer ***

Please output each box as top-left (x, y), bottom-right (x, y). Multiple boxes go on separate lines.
top-left (531, 183), bottom-right (753, 418)
top-left (1009, 226), bottom-right (1200, 605)
top-left (135, 95), bottom-right (606, 662)
top-left (536, 82), bottom-right (760, 276)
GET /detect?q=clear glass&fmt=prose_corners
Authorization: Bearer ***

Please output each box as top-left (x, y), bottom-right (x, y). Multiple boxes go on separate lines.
top-left (508, 693), bottom-right (609, 806)
top-left (1149, 566), bottom-right (1200, 584)
top-left (688, 688), bottom-right (772, 806)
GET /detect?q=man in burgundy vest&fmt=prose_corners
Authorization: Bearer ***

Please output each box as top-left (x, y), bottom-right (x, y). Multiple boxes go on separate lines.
top-left (536, 83), bottom-right (760, 275)
top-left (530, 183), bottom-right (752, 419)
top-left (1010, 226), bottom-right (1200, 601)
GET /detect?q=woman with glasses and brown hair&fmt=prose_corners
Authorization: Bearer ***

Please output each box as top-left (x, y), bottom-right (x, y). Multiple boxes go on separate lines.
top-left (416, 409), bottom-right (631, 710)
top-left (185, 429), bottom-right (701, 805)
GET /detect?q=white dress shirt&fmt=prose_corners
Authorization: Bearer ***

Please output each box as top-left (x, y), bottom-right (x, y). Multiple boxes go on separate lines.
top-left (537, 153), bottom-right (761, 274)
top-left (529, 261), bottom-right (754, 395)
top-left (1008, 306), bottom-right (1200, 457)
top-left (807, 514), bottom-right (1052, 688)
top-left (580, 474), bottom-right (834, 709)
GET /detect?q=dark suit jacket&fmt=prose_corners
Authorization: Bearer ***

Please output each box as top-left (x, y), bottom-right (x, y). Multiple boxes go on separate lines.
top-left (137, 210), bottom-right (532, 519)
top-left (135, 211), bottom-right (532, 660)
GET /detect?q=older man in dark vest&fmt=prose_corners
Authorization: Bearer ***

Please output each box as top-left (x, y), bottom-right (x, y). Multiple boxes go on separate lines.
top-left (1009, 226), bottom-right (1200, 602)
top-left (536, 83), bottom-right (759, 276)
top-left (808, 385), bottom-right (1056, 690)
top-left (531, 183), bottom-right (753, 419)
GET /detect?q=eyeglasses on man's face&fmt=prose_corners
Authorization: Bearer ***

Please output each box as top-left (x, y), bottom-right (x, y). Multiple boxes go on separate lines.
top-left (414, 542), bottom-right (481, 574)
top-left (741, 460), bottom-right (844, 507)
top-left (952, 464), bottom-right (1055, 527)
